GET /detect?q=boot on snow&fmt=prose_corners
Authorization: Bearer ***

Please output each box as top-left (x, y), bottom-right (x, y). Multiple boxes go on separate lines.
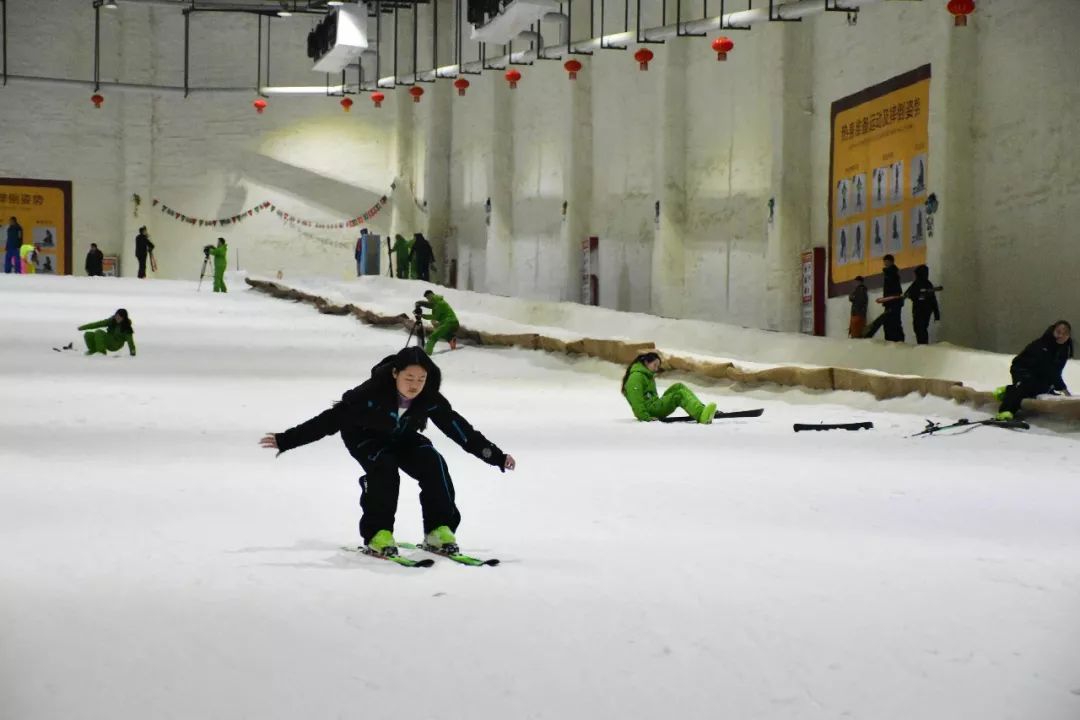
top-left (366, 529), bottom-right (399, 557)
top-left (698, 402), bottom-right (717, 425)
top-left (423, 525), bottom-right (460, 555)
top-left (992, 386), bottom-right (1008, 402)
top-left (994, 410), bottom-right (1014, 422)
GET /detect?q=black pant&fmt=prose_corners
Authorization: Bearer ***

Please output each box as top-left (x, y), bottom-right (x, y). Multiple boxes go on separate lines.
top-left (416, 261), bottom-right (430, 281)
top-left (136, 254), bottom-right (147, 278)
top-left (354, 432), bottom-right (460, 543)
top-left (865, 304), bottom-right (904, 342)
top-left (913, 311), bottom-right (932, 345)
top-left (998, 370), bottom-right (1051, 415)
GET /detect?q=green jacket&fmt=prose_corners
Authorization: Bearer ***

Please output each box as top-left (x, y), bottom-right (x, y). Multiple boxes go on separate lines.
top-left (623, 361), bottom-right (658, 421)
top-left (392, 234), bottom-right (410, 262)
top-left (78, 318), bottom-right (137, 355)
top-left (421, 294), bottom-right (458, 325)
top-left (210, 243), bottom-right (228, 270)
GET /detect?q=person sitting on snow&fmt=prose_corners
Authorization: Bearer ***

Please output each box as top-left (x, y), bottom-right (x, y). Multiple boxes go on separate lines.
top-left (993, 320), bottom-right (1072, 421)
top-left (621, 351), bottom-right (717, 424)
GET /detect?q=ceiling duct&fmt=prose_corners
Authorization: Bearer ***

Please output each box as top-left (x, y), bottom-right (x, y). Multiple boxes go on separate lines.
top-left (308, 3), bottom-right (369, 72)
top-left (469, 0), bottom-right (560, 44)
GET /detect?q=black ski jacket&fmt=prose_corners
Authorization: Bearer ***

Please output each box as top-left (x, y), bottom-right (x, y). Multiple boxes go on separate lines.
top-left (274, 356), bottom-right (507, 469)
top-left (1011, 326), bottom-right (1073, 392)
top-left (903, 266), bottom-right (940, 320)
top-left (135, 232), bottom-right (155, 259)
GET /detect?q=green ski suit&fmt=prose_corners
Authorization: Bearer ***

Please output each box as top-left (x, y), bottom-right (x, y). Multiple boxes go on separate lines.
top-left (391, 234), bottom-right (410, 279)
top-left (420, 294), bottom-right (459, 355)
top-left (210, 242), bottom-right (228, 292)
top-left (78, 318), bottom-right (136, 356)
top-left (623, 361), bottom-right (705, 421)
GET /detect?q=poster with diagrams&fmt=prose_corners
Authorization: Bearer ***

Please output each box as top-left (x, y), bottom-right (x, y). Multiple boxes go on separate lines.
top-left (827, 65), bottom-right (930, 296)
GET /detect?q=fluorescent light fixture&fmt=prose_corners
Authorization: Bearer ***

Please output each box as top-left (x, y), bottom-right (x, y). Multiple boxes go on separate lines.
top-left (104, 0), bottom-right (118, 8)
top-left (278, 10), bottom-right (293, 17)
top-left (327, 1), bottom-right (345, 5)
top-left (261, 85), bottom-right (346, 95)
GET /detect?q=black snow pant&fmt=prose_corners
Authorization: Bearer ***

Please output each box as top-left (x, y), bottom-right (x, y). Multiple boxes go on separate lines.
top-left (416, 261), bottom-right (431, 281)
top-left (354, 432), bottom-right (460, 543)
top-left (913, 310), bottom-right (932, 345)
top-left (865, 303), bottom-right (904, 342)
top-left (136, 254), bottom-right (147, 278)
top-left (998, 370), bottom-right (1052, 416)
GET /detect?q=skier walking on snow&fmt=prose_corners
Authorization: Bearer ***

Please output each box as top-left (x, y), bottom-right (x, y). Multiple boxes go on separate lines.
top-left (259, 346), bottom-right (516, 557)
top-left (993, 320), bottom-right (1072, 421)
top-left (416, 290), bottom-right (459, 354)
top-left (622, 351), bottom-right (717, 424)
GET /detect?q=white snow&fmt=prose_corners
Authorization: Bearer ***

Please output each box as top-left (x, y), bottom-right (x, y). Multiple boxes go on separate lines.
top-left (3, 274), bottom-right (1080, 720)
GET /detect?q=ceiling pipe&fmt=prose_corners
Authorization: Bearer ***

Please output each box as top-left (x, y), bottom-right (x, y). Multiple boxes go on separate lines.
top-left (0, 73), bottom-right (250, 94)
top-left (377, 0), bottom-right (880, 88)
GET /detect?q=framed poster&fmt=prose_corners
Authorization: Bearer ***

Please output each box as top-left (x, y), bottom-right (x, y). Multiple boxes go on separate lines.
top-left (828, 65), bottom-right (929, 297)
top-left (0, 178), bottom-right (73, 275)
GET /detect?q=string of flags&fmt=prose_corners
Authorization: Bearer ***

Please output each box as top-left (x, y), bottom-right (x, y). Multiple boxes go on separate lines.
top-left (151, 195), bottom-right (390, 230)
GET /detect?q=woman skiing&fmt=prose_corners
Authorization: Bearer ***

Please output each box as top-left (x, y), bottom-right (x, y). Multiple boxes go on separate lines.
top-left (993, 320), bottom-right (1073, 420)
top-left (259, 346), bottom-right (516, 557)
top-left (622, 351), bottom-right (717, 424)
top-left (78, 309), bottom-right (136, 356)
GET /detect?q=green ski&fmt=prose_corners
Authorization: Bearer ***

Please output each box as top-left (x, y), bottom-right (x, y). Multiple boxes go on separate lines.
top-left (399, 542), bottom-right (500, 567)
top-left (341, 546), bottom-right (434, 568)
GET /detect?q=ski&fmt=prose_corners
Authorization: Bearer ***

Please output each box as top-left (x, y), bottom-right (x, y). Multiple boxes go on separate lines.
top-left (399, 542), bottom-right (500, 567)
top-left (52, 342), bottom-right (74, 352)
top-left (908, 417), bottom-right (1030, 438)
top-left (793, 421), bottom-right (873, 432)
top-left (341, 546), bottom-right (435, 568)
top-left (660, 408), bottom-right (765, 423)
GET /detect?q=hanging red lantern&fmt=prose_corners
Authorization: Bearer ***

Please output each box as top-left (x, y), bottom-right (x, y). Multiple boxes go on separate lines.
top-left (371, 92), bottom-right (385, 108)
top-left (90, 93), bottom-right (105, 108)
top-left (711, 36), bottom-right (734, 61)
top-left (946, 0), bottom-right (974, 26)
top-left (409, 86), bottom-right (424, 103)
top-left (634, 48), bottom-right (654, 71)
top-left (563, 59), bottom-right (582, 80)
top-left (252, 97), bottom-right (267, 114)
top-left (454, 77), bottom-right (470, 96)
top-left (340, 96), bottom-right (354, 112)
top-left (505, 69), bottom-right (522, 89)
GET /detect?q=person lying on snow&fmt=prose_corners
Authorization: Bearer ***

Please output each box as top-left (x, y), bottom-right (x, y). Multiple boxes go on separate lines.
top-left (622, 351), bottom-right (717, 424)
top-left (259, 346), bottom-right (516, 558)
top-left (78, 309), bottom-right (136, 356)
top-left (993, 320), bottom-right (1073, 421)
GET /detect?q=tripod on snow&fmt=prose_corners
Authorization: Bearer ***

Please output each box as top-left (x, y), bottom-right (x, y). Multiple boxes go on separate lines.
top-left (197, 247), bottom-right (211, 292)
top-left (404, 304), bottom-right (426, 350)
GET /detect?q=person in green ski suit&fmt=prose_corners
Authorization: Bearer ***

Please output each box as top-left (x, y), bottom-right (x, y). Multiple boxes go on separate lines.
top-left (78, 308), bottom-right (136, 356)
top-left (209, 237), bottom-right (228, 292)
top-left (391, 234), bottom-right (411, 279)
top-left (621, 351), bottom-right (716, 423)
top-left (416, 290), bottom-right (459, 355)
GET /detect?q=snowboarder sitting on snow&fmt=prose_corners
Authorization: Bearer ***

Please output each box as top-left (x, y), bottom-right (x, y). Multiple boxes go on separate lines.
top-left (258, 346), bottom-right (516, 558)
top-left (78, 308), bottom-right (136, 356)
top-left (622, 351), bottom-right (717, 424)
top-left (992, 320), bottom-right (1073, 421)
top-left (416, 289), bottom-right (459, 354)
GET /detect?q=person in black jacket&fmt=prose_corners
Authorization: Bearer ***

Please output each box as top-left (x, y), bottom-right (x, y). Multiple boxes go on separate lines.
top-left (408, 232), bottom-right (435, 281)
top-left (993, 321), bottom-right (1073, 420)
top-left (259, 346), bottom-right (516, 557)
top-left (85, 243), bottom-right (105, 276)
top-left (903, 264), bottom-right (941, 345)
top-left (864, 254), bottom-right (905, 342)
top-left (134, 226), bottom-right (154, 279)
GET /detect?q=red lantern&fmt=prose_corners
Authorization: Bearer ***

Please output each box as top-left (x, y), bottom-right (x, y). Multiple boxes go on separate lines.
top-left (505, 69), bottom-right (522, 89)
top-left (946, 0), bottom-right (974, 26)
top-left (563, 59), bottom-right (582, 80)
top-left (409, 86), bottom-right (424, 103)
top-left (252, 97), bottom-right (267, 114)
top-left (711, 36), bottom-right (734, 61)
top-left (90, 93), bottom-right (104, 108)
top-left (340, 96), bottom-right (354, 112)
top-left (371, 92), bottom-right (385, 108)
top-left (634, 48), bottom-right (654, 71)
top-left (454, 77), bottom-right (470, 96)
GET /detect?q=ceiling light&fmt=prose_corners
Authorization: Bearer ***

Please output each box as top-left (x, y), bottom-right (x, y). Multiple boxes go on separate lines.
top-left (104, 0), bottom-right (118, 8)
top-left (277, 10), bottom-right (293, 16)
top-left (327, 1), bottom-right (345, 5)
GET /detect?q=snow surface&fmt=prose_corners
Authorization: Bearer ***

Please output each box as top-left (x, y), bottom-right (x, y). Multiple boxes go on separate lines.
top-left (3, 274), bottom-right (1080, 720)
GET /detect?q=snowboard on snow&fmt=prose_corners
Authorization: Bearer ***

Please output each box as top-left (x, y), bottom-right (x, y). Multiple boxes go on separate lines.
top-left (660, 408), bottom-right (764, 423)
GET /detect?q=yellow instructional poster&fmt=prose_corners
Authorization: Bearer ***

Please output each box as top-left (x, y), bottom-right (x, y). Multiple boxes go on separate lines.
top-left (0, 179), bottom-right (73, 275)
top-left (828, 65), bottom-right (930, 296)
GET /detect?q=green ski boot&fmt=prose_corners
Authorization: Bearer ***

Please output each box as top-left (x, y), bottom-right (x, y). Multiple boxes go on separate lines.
top-left (992, 386), bottom-right (1008, 402)
top-left (423, 525), bottom-right (460, 555)
top-left (366, 529), bottom-right (399, 557)
top-left (994, 410), bottom-right (1014, 422)
top-left (698, 402), bottom-right (717, 425)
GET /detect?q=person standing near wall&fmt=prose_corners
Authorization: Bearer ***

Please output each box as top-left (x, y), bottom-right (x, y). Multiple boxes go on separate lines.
top-left (85, 243), bottom-right (105, 276)
top-left (20, 242), bottom-right (38, 274)
top-left (903, 264), bottom-right (942, 345)
top-left (355, 228), bottom-right (369, 277)
top-left (390, 234), bottom-right (410, 279)
top-left (416, 290), bottom-right (460, 354)
top-left (209, 237), bottom-right (228, 293)
top-left (409, 232), bottom-right (435, 282)
top-left (864, 254), bottom-right (905, 342)
top-left (4, 216), bottom-right (23, 273)
top-left (134, 226), bottom-right (154, 279)
top-left (848, 276), bottom-right (868, 339)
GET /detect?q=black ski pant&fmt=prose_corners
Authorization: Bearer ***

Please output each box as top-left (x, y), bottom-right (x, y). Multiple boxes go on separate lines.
top-left (136, 254), bottom-right (147, 278)
top-left (416, 261), bottom-right (431, 281)
top-left (354, 432), bottom-right (460, 543)
top-left (865, 303), bottom-right (904, 342)
top-left (998, 370), bottom-right (1052, 415)
top-left (913, 310), bottom-right (933, 345)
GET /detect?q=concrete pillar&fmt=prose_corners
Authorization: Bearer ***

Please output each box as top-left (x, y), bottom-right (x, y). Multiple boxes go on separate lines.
top-left (651, 41), bottom-right (688, 317)
top-left (485, 75), bottom-right (514, 296)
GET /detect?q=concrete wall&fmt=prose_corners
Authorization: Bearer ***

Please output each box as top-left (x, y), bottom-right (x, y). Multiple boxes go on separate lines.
top-left (1, 0), bottom-right (1077, 352)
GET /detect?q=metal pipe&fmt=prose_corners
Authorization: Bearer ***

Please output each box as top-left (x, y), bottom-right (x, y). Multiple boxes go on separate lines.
top-left (256, 14), bottom-right (261, 92)
top-left (184, 9), bottom-right (190, 97)
top-left (94, 2), bottom-right (101, 91)
top-left (265, 14), bottom-right (271, 86)
top-left (2, 73), bottom-right (250, 94)
top-left (2, 0), bottom-right (7, 87)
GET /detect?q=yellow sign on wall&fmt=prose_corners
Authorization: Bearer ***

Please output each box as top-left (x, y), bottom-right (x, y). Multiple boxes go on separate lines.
top-left (828, 65), bottom-right (930, 296)
top-left (0, 179), bottom-right (73, 275)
